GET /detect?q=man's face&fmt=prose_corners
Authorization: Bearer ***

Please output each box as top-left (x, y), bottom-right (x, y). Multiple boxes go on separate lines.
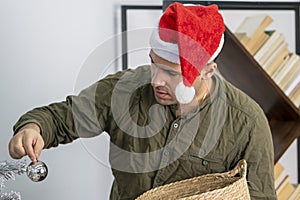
top-left (149, 50), bottom-right (182, 105)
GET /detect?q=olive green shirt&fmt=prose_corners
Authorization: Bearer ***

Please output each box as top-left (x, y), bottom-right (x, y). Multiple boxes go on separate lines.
top-left (14, 65), bottom-right (276, 199)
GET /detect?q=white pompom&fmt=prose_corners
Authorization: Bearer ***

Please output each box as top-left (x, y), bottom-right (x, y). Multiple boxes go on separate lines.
top-left (175, 81), bottom-right (195, 104)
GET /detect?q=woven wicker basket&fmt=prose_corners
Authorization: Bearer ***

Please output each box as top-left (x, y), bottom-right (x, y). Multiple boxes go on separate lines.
top-left (136, 159), bottom-right (250, 200)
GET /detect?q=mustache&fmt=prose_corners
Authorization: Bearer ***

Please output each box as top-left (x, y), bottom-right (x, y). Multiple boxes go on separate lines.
top-left (153, 86), bottom-right (172, 94)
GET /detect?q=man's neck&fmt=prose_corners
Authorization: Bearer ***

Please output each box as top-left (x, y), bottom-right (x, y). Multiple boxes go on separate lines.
top-left (175, 77), bottom-right (215, 117)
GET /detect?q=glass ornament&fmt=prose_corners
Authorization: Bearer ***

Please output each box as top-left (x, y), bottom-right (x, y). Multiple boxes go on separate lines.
top-left (26, 160), bottom-right (48, 182)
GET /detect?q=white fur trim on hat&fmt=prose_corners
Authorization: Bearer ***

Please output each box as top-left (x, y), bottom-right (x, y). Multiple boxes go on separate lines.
top-left (150, 29), bottom-right (224, 64)
top-left (149, 27), bottom-right (180, 64)
top-left (175, 81), bottom-right (195, 104)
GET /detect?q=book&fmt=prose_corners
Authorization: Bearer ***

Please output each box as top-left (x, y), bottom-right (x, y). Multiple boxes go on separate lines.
top-left (235, 15), bottom-right (273, 53)
top-left (254, 30), bottom-right (285, 65)
top-left (288, 184), bottom-right (300, 200)
top-left (234, 32), bottom-right (250, 46)
top-left (279, 58), bottom-right (300, 92)
top-left (262, 41), bottom-right (289, 71)
top-left (272, 53), bottom-right (298, 81)
top-left (277, 175), bottom-right (295, 200)
top-left (292, 92), bottom-right (300, 108)
top-left (288, 82), bottom-right (300, 98)
top-left (248, 32), bottom-right (270, 55)
top-left (260, 38), bottom-right (286, 66)
top-left (272, 53), bottom-right (293, 80)
top-left (285, 76), bottom-right (300, 96)
top-left (289, 83), bottom-right (300, 107)
top-left (274, 162), bottom-right (287, 190)
top-left (277, 175), bottom-right (291, 194)
top-left (274, 162), bottom-right (285, 179)
top-left (277, 183), bottom-right (295, 200)
top-left (273, 54), bottom-right (299, 84)
top-left (293, 95), bottom-right (300, 108)
top-left (265, 47), bottom-right (290, 77)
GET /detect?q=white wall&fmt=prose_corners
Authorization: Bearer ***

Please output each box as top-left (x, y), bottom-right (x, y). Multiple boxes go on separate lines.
top-left (0, 0), bottom-right (298, 199)
top-left (0, 0), bottom-right (160, 199)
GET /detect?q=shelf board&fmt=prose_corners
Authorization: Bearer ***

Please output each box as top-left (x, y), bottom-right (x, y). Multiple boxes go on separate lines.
top-left (270, 120), bottom-right (300, 162)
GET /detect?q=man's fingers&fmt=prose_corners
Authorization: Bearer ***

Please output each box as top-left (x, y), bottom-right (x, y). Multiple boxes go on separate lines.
top-left (8, 123), bottom-right (43, 161)
top-left (8, 134), bottom-right (26, 159)
top-left (22, 136), bottom-right (37, 162)
top-left (33, 136), bottom-right (44, 161)
top-left (8, 140), bottom-right (26, 159)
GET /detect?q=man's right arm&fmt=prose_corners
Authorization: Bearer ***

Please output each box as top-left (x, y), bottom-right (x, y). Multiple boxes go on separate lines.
top-left (8, 73), bottom-right (118, 162)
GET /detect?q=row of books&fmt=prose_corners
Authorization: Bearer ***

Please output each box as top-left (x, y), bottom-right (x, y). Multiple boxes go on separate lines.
top-left (274, 162), bottom-right (300, 200)
top-left (234, 15), bottom-right (300, 107)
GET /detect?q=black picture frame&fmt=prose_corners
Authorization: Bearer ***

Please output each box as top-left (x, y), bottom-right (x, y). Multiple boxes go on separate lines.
top-left (121, 5), bottom-right (162, 70)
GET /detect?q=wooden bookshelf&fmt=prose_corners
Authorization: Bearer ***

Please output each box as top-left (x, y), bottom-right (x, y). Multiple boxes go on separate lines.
top-left (216, 27), bottom-right (300, 162)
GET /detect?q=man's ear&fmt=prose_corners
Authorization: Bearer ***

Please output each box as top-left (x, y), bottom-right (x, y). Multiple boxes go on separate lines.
top-left (200, 62), bottom-right (217, 80)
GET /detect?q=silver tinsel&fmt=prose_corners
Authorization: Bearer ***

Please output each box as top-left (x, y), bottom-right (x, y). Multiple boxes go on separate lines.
top-left (0, 192), bottom-right (21, 200)
top-left (0, 160), bottom-right (27, 200)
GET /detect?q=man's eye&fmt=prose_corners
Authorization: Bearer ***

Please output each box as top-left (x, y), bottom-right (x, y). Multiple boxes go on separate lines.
top-left (149, 55), bottom-right (154, 63)
top-left (167, 70), bottom-right (179, 76)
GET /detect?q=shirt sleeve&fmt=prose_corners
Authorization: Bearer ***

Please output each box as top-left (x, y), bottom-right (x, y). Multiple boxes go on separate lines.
top-left (243, 110), bottom-right (277, 200)
top-left (13, 77), bottom-right (114, 149)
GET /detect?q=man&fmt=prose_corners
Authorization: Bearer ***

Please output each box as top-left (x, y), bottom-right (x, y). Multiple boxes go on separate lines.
top-left (8, 2), bottom-right (276, 199)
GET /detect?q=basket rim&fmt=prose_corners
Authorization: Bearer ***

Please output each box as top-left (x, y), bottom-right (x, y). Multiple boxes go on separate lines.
top-left (135, 159), bottom-right (248, 200)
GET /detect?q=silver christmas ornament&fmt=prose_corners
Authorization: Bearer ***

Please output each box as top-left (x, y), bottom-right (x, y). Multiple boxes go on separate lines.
top-left (26, 161), bottom-right (48, 182)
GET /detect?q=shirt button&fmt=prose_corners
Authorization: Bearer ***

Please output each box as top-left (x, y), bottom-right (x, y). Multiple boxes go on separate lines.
top-left (156, 178), bottom-right (163, 185)
top-left (173, 123), bottom-right (178, 128)
top-left (164, 151), bottom-right (169, 156)
top-left (202, 160), bottom-right (209, 166)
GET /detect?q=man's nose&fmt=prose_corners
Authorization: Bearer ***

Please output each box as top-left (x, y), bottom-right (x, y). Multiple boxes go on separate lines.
top-left (151, 67), bottom-right (166, 87)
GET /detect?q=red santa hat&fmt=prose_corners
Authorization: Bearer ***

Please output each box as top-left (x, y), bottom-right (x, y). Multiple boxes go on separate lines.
top-left (150, 2), bottom-right (225, 104)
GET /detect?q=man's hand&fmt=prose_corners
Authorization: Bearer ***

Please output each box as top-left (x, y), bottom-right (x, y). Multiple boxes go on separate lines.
top-left (8, 123), bottom-right (44, 162)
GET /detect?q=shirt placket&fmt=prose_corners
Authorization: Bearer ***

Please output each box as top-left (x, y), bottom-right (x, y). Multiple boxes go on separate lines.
top-left (153, 119), bottom-right (181, 187)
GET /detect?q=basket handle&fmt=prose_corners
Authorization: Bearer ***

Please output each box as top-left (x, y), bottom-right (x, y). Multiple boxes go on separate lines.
top-left (228, 159), bottom-right (247, 178)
